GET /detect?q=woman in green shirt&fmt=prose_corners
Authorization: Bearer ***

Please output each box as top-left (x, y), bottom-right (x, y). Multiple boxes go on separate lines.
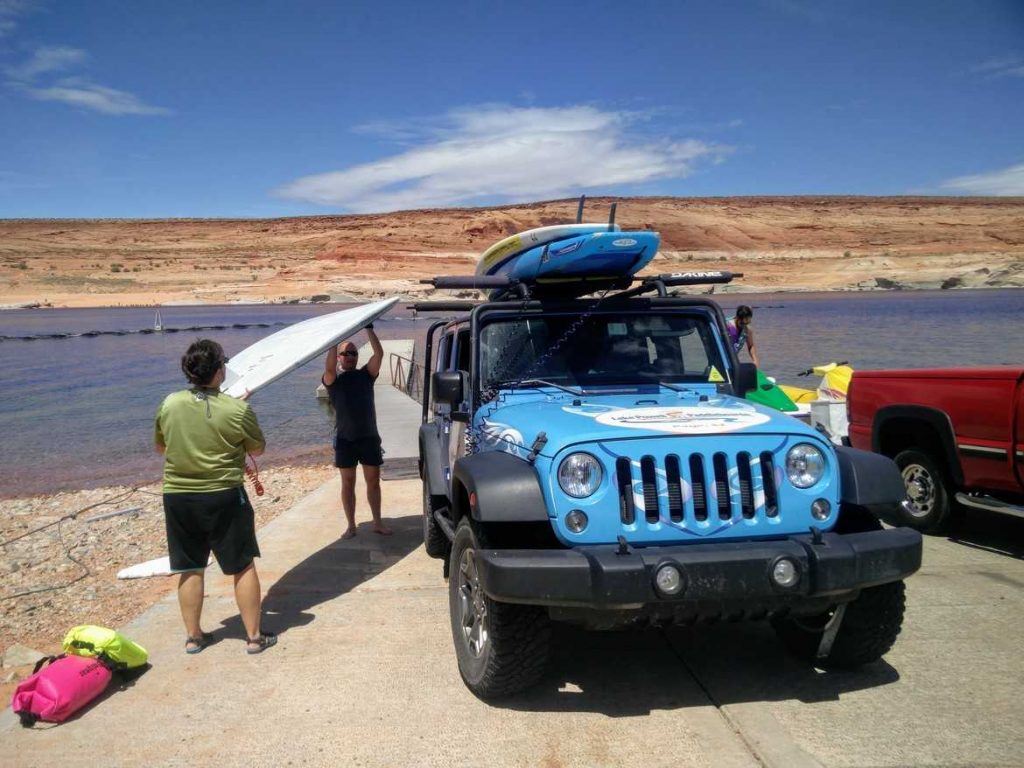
top-left (155, 339), bottom-right (276, 654)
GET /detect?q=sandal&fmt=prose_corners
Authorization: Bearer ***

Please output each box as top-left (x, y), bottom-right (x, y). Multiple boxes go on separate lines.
top-left (246, 632), bottom-right (277, 655)
top-left (185, 631), bottom-right (214, 654)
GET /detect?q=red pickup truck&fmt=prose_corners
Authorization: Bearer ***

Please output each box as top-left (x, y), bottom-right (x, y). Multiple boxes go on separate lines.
top-left (847, 367), bottom-right (1024, 533)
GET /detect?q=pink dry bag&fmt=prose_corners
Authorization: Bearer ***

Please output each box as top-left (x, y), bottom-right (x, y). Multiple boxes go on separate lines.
top-left (11, 654), bottom-right (112, 725)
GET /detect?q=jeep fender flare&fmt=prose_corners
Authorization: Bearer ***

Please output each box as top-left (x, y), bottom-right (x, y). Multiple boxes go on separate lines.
top-left (835, 446), bottom-right (907, 517)
top-left (418, 423), bottom-right (448, 499)
top-left (451, 451), bottom-right (550, 524)
top-left (871, 405), bottom-right (963, 486)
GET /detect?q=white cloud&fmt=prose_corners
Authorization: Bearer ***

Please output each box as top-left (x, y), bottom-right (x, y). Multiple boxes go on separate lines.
top-left (971, 55), bottom-right (1024, 78)
top-left (25, 77), bottom-right (171, 115)
top-left (6, 45), bottom-right (88, 81)
top-left (6, 45), bottom-right (171, 116)
top-left (941, 163), bottom-right (1024, 196)
top-left (0, 0), bottom-right (34, 38)
top-left (277, 105), bottom-right (730, 212)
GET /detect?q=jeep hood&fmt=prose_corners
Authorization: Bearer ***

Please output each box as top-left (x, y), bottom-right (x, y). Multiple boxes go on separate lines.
top-left (474, 389), bottom-right (825, 459)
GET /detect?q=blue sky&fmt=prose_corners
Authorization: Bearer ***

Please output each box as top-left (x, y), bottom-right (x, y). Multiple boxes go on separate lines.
top-left (0, 0), bottom-right (1022, 217)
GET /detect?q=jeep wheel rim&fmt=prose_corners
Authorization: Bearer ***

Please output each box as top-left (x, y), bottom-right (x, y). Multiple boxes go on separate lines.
top-left (456, 548), bottom-right (488, 657)
top-left (901, 464), bottom-right (935, 518)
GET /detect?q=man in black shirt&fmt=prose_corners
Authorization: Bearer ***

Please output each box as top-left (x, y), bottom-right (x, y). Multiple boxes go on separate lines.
top-left (323, 325), bottom-right (391, 539)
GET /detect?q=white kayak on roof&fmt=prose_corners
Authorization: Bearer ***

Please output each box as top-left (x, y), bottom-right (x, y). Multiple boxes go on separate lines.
top-left (221, 297), bottom-right (398, 398)
top-left (476, 223), bottom-right (619, 276)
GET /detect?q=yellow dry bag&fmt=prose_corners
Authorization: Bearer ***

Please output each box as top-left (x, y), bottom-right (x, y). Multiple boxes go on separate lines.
top-left (62, 625), bottom-right (148, 670)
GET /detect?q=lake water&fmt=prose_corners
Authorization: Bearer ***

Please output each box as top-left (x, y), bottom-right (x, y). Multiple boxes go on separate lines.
top-left (1, 289), bottom-right (1021, 497)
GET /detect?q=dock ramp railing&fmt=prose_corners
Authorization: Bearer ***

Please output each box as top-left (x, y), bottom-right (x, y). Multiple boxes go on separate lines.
top-left (390, 352), bottom-right (424, 404)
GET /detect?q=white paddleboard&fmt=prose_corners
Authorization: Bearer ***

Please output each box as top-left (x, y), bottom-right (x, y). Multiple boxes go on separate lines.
top-left (117, 554), bottom-right (213, 579)
top-left (477, 223), bottom-right (620, 276)
top-left (221, 297), bottom-right (399, 398)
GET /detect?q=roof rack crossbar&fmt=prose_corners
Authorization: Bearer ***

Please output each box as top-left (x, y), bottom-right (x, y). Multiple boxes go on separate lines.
top-left (614, 270), bottom-right (743, 300)
top-left (645, 271), bottom-right (741, 287)
top-left (421, 275), bottom-right (520, 290)
top-left (408, 301), bottom-right (480, 312)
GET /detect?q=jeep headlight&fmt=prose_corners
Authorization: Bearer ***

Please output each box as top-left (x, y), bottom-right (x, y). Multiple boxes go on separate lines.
top-left (786, 443), bottom-right (826, 488)
top-left (558, 453), bottom-right (603, 498)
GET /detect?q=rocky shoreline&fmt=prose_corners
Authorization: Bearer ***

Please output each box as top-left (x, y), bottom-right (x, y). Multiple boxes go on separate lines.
top-left (3, 197), bottom-right (1022, 308)
top-left (0, 464), bottom-right (335, 688)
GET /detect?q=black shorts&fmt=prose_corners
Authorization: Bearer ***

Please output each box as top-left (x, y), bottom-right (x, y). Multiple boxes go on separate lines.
top-left (334, 435), bottom-right (384, 468)
top-left (163, 487), bottom-right (260, 575)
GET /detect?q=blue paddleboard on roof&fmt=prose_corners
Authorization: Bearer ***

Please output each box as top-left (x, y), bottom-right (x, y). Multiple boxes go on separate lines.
top-left (486, 230), bottom-right (660, 284)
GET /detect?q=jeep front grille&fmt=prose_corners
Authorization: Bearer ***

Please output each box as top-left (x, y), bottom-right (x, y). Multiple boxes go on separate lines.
top-left (616, 451), bottom-right (780, 527)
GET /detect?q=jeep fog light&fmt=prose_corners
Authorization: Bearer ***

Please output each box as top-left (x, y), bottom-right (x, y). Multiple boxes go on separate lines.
top-left (654, 564), bottom-right (684, 596)
top-left (786, 444), bottom-right (825, 488)
top-left (772, 558), bottom-right (799, 588)
top-left (565, 510), bottom-right (588, 533)
top-left (558, 453), bottom-right (603, 498)
top-left (811, 498), bottom-right (831, 520)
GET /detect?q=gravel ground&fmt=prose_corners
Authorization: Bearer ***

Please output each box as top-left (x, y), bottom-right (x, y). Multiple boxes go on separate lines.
top-left (0, 464), bottom-right (335, 660)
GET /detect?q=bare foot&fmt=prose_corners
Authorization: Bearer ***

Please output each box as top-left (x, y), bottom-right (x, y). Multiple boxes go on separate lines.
top-left (340, 527), bottom-right (357, 540)
top-left (372, 523), bottom-right (393, 536)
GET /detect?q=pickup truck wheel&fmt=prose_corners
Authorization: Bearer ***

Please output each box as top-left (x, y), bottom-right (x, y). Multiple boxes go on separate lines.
top-left (448, 518), bottom-right (551, 699)
top-left (894, 449), bottom-right (954, 533)
top-left (772, 580), bottom-right (906, 669)
top-left (422, 486), bottom-right (450, 560)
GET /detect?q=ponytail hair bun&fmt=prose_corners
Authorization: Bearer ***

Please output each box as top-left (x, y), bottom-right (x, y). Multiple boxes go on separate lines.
top-left (181, 339), bottom-right (225, 386)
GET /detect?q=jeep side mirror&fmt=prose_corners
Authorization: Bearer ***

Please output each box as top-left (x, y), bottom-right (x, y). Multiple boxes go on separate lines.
top-left (432, 370), bottom-right (464, 406)
top-left (736, 363), bottom-right (758, 397)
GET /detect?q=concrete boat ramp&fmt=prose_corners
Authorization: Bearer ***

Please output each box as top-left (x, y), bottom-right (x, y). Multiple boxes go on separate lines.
top-left (3, 378), bottom-right (1023, 767)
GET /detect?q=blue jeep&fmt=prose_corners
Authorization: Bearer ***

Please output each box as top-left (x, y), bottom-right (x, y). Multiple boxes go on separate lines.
top-left (417, 272), bottom-right (922, 699)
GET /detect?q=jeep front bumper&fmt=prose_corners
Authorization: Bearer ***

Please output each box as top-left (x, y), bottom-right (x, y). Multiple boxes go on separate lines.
top-left (475, 528), bottom-right (922, 612)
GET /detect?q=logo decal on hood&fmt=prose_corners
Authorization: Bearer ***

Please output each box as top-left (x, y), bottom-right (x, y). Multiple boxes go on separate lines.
top-left (478, 420), bottom-right (527, 457)
top-left (570, 404), bottom-right (771, 434)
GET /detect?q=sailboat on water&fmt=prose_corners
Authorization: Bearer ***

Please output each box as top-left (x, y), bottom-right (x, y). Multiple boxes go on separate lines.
top-left (154, 309), bottom-right (163, 332)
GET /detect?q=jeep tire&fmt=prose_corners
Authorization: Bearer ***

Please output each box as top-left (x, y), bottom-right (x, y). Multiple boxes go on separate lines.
top-left (422, 485), bottom-right (450, 560)
top-left (448, 518), bottom-right (551, 699)
top-left (771, 580), bottom-right (906, 669)
top-left (894, 449), bottom-right (955, 533)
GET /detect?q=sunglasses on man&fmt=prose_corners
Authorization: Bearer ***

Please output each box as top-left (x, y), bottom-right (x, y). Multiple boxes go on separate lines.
top-left (339, 351), bottom-right (358, 357)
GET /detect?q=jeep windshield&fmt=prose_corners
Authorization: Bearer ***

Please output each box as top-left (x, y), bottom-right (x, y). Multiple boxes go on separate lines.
top-left (479, 310), bottom-right (729, 390)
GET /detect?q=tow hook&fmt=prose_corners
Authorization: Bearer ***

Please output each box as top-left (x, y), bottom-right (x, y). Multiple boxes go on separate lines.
top-left (816, 603), bottom-right (848, 659)
top-left (616, 535), bottom-right (631, 556)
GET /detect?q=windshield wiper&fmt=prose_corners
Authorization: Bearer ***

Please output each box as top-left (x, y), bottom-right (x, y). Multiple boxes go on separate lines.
top-left (496, 378), bottom-right (585, 396)
top-left (635, 371), bottom-right (699, 394)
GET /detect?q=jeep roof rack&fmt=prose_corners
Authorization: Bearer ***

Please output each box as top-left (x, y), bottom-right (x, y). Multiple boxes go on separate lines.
top-left (413, 269), bottom-right (742, 305)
